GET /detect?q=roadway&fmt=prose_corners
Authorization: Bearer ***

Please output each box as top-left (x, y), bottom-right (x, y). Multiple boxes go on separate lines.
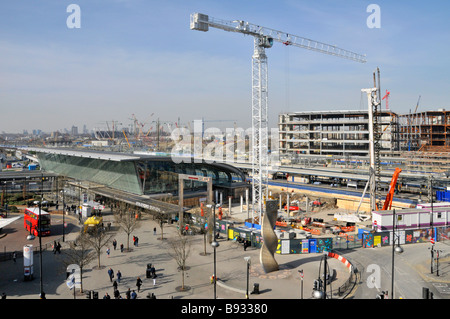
top-left (343, 241), bottom-right (450, 299)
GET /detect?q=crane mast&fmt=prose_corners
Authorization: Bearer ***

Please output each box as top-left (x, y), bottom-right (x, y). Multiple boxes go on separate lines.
top-left (191, 13), bottom-right (366, 221)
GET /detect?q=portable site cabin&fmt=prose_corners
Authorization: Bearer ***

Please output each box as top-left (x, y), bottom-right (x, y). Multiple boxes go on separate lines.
top-left (372, 207), bottom-right (450, 232)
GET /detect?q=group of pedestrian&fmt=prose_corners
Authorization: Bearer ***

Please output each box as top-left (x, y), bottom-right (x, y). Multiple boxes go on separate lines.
top-left (148, 265), bottom-right (157, 286)
top-left (107, 268), bottom-right (121, 282)
top-left (101, 229), bottom-right (160, 299)
top-left (107, 268), bottom-right (128, 299)
top-left (132, 235), bottom-right (139, 247)
top-left (107, 239), bottom-right (127, 255)
top-left (125, 288), bottom-right (137, 299)
top-left (105, 267), bottom-right (146, 299)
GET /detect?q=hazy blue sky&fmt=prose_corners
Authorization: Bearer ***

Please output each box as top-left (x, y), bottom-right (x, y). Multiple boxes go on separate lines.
top-left (1, 1), bottom-right (449, 133)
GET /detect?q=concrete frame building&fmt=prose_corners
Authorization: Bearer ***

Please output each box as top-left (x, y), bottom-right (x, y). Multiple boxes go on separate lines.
top-left (278, 110), bottom-right (399, 157)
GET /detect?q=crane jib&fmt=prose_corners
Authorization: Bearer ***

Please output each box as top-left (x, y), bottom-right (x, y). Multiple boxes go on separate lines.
top-left (190, 12), bottom-right (366, 63)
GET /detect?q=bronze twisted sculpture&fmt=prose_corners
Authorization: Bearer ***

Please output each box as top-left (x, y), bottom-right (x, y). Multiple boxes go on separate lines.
top-left (260, 199), bottom-right (279, 273)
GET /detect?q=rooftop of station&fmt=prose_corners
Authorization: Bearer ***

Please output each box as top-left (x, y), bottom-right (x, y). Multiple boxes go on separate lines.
top-left (26, 147), bottom-right (155, 162)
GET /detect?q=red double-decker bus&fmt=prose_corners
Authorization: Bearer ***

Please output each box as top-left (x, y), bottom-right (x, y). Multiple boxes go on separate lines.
top-left (24, 207), bottom-right (51, 236)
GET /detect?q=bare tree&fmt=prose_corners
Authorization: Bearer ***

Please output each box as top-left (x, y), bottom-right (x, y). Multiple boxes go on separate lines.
top-left (199, 224), bottom-right (208, 256)
top-left (114, 202), bottom-right (140, 251)
top-left (155, 212), bottom-right (171, 240)
top-left (84, 227), bottom-right (114, 268)
top-left (58, 233), bottom-right (96, 293)
top-left (167, 232), bottom-right (191, 291)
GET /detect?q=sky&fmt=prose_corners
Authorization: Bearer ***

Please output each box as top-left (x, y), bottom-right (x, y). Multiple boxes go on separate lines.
top-left (1, 0), bottom-right (449, 134)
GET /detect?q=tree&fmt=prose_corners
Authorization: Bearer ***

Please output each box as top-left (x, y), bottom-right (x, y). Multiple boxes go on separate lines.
top-left (199, 225), bottom-right (208, 256)
top-left (58, 233), bottom-right (96, 293)
top-left (154, 212), bottom-right (168, 240)
top-left (167, 232), bottom-right (192, 291)
top-left (84, 227), bottom-right (114, 268)
top-left (114, 202), bottom-right (140, 251)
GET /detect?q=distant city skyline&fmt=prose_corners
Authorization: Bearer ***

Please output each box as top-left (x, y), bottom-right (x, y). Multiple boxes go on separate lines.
top-left (1, 1), bottom-right (449, 133)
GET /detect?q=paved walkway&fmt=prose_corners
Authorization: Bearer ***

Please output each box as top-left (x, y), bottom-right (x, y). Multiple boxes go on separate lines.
top-left (0, 206), bottom-right (353, 300)
top-left (1, 204), bottom-right (448, 300)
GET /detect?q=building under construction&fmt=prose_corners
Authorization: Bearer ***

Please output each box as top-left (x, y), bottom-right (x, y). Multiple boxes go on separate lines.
top-left (279, 108), bottom-right (450, 172)
top-left (398, 109), bottom-right (450, 152)
top-left (278, 110), bottom-right (399, 157)
top-left (398, 109), bottom-right (450, 172)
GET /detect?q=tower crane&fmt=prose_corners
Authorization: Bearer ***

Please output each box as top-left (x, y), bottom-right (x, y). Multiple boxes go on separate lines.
top-left (191, 13), bottom-right (366, 221)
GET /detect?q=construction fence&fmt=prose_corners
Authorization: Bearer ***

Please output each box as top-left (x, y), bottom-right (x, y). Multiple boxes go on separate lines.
top-left (189, 213), bottom-right (449, 253)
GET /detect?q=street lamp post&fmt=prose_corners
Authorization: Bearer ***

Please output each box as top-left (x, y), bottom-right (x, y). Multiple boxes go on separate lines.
top-left (391, 209), bottom-right (403, 299)
top-left (208, 203), bottom-right (220, 299)
top-left (430, 242), bottom-right (435, 274)
top-left (313, 252), bottom-right (328, 299)
top-left (61, 187), bottom-right (66, 242)
top-left (436, 249), bottom-right (441, 277)
top-left (298, 269), bottom-right (304, 299)
top-left (244, 257), bottom-right (251, 299)
top-left (2, 181), bottom-right (8, 218)
top-left (39, 173), bottom-right (44, 298)
top-left (211, 239), bottom-right (219, 299)
top-left (322, 251), bottom-right (328, 299)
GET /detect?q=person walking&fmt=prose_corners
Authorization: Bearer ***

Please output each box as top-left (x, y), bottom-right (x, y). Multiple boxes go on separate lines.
top-left (131, 290), bottom-right (137, 299)
top-left (107, 268), bottom-right (114, 282)
top-left (113, 280), bottom-right (118, 291)
top-left (126, 288), bottom-right (131, 299)
top-left (120, 243), bottom-right (124, 253)
top-left (106, 247), bottom-right (110, 257)
top-left (112, 239), bottom-right (117, 250)
top-left (116, 270), bottom-right (122, 283)
top-left (151, 265), bottom-right (156, 277)
top-left (136, 276), bottom-right (142, 292)
top-left (153, 227), bottom-right (156, 235)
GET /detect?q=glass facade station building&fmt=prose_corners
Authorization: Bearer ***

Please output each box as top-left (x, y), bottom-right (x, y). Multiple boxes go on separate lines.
top-left (29, 148), bottom-right (249, 207)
